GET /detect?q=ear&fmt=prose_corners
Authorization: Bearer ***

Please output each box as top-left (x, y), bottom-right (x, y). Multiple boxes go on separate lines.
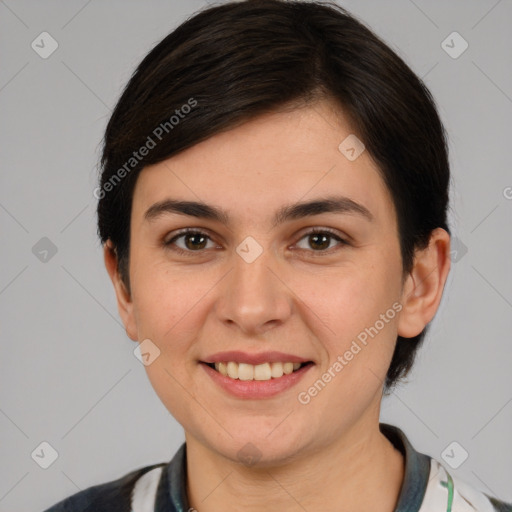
top-left (397, 228), bottom-right (451, 338)
top-left (103, 240), bottom-right (138, 341)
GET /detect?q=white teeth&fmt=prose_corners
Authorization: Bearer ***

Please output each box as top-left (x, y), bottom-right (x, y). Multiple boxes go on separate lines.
top-left (213, 361), bottom-right (305, 381)
top-left (270, 362), bottom-right (284, 378)
top-left (218, 362), bottom-right (228, 376)
top-left (227, 361), bottom-right (238, 379)
top-left (254, 363), bottom-right (271, 380)
top-left (283, 362), bottom-right (294, 375)
top-left (238, 363), bottom-right (254, 381)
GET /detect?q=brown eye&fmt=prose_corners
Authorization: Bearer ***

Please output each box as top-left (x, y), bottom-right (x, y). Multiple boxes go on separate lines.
top-left (295, 229), bottom-right (348, 253)
top-left (165, 229), bottom-right (214, 254)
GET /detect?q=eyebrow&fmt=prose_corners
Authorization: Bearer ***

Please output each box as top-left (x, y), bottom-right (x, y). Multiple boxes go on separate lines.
top-left (143, 195), bottom-right (374, 228)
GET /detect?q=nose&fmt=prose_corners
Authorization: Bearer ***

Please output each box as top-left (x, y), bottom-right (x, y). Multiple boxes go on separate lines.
top-left (215, 240), bottom-right (293, 336)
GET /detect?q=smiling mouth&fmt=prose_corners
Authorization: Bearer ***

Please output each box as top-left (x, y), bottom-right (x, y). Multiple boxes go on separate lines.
top-left (203, 361), bottom-right (313, 381)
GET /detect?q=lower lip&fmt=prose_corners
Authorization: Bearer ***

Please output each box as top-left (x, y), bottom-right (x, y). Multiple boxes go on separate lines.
top-left (200, 362), bottom-right (313, 399)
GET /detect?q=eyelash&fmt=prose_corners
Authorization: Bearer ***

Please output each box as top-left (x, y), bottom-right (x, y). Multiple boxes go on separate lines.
top-left (164, 228), bottom-right (348, 257)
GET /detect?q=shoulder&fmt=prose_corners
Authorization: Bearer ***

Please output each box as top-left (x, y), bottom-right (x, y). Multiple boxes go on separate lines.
top-left (420, 458), bottom-right (512, 512)
top-left (42, 462), bottom-right (167, 512)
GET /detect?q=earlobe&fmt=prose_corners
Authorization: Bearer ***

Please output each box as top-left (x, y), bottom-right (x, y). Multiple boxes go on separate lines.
top-left (103, 240), bottom-right (139, 342)
top-left (397, 228), bottom-right (451, 339)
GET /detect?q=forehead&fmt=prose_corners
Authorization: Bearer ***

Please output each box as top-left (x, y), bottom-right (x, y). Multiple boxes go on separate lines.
top-left (131, 100), bottom-right (396, 230)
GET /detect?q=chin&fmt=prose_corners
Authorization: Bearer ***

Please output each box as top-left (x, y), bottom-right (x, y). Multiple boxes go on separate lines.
top-left (211, 427), bottom-right (310, 468)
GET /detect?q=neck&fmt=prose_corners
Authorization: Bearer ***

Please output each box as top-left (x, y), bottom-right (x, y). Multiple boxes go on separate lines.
top-left (184, 418), bottom-right (404, 512)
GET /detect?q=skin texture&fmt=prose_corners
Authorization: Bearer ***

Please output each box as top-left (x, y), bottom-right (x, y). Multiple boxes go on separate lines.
top-left (104, 99), bottom-right (451, 511)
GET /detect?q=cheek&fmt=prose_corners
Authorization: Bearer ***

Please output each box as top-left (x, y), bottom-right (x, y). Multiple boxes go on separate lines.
top-left (294, 257), bottom-right (402, 394)
top-left (134, 270), bottom-right (204, 417)
top-left (132, 261), bottom-right (204, 339)
top-left (296, 261), bottom-right (398, 337)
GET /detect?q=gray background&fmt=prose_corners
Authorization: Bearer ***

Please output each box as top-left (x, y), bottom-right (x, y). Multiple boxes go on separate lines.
top-left (1, 1), bottom-right (511, 510)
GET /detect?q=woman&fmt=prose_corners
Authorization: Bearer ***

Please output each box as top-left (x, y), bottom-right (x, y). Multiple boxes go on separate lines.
top-left (44, 0), bottom-right (512, 510)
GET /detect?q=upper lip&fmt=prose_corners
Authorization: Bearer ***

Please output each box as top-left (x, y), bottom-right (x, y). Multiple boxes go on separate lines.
top-left (202, 351), bottom-right (312, 365)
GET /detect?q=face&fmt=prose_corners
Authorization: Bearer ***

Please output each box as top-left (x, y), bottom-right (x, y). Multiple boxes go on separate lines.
top-left (109, 99), bottom-right (418, 466)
